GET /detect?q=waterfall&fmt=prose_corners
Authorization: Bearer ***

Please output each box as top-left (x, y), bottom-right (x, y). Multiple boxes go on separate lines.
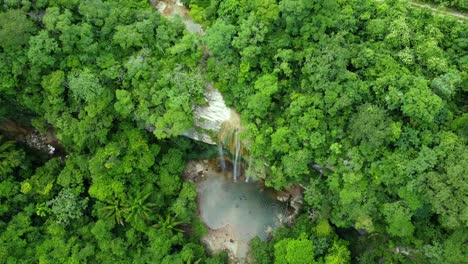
top-left (218, 143), bottom-right (226, 174)
top-left (245, 156), bottom-right (252, 182)
top-left (233, 130), bottom-right (241, 182)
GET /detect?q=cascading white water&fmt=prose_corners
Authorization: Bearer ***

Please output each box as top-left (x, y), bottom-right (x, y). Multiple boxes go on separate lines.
top-left (245, 156), bottom-right (252, 182)
top-left (218, 143), bottom-right (226, 174)
top-left (233, 130), bottom-right (241, 182)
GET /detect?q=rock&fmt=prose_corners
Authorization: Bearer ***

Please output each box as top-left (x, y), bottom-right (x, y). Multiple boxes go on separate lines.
top-left (273, 185), bottom-right (304, 225)
top-left (47, 144), bottom-right (55, 154)
top-left (201, 224), bottom-right (241, 263)
top-left (276, 191), bottom-right (291, 202)
top-left (182, 85), bottom-right (235, 145)
top-left (196, 163), bottom-right (205, 175)
top-left (155, 1), bottom-right (166, 12)
top-left (183, 160), bottom-right (208, 182)
top-left (355, 228), bottom-right (368, 236)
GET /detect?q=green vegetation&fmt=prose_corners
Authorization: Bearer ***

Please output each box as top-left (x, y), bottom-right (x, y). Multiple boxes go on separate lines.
top-left (0, 0), bottom-right (466, 263)
top-left (0, 0), bottom-right (220, 263)
top-left (202, 0), bottom-right (467, 262)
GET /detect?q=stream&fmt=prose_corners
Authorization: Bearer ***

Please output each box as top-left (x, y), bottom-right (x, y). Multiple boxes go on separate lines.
top-left (154, 2), bottom-right (290, 262)
top-left (154, 0), bottom-right (204, 34)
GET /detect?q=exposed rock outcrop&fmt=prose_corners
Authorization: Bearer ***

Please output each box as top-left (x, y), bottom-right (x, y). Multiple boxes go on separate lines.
top-left (153, 0), bottom-right (204, 34)
top-left (0, 120), bottom-right (64, 156)
top-left (182, 160), bottom-right (209, 182)
top-left (182, 85), bottom-right (236, 145)
top-left (277, 185), bottom-right (303, 225)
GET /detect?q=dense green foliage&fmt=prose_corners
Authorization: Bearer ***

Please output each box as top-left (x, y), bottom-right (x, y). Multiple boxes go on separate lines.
top-left (0, 0), bottom-right (223, 263)
top-left (200, 0), bottom-right (467, 262)
top-left (0, 0), bottom-right (466, 263)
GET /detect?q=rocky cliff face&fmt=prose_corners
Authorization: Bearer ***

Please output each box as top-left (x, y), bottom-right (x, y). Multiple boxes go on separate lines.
top-left (182, 85), bottom-right (237, 145)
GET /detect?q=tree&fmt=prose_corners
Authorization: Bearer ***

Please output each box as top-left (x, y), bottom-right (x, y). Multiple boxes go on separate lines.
top-left (271, 127), bottom-right (291, 154)
top-left (170, 182), bottom-right (197, 222)
top-left (0, 138), bottom-right (26, 219)
top-left (274, 236), bottom-right (316, 264)
top-left (123, 190), bottom-right (156, 230)
top-left (425, 140), bottom-right (467, 229)
top-left (21, 158), bottom-right (61, 196)
top-left (401, 78), bottom-right (443, 125)
top-left (285, 238), bottom-right (316, 264)
top-left (246, 74), bottom-right (279, 119)
top-left (114, 89), bottom-right (134, 118)
top-left (382, 202), bottom-right (415, 238)
top-left (98, 198), bottom-right (126, 226)
top-left (41, 70), bottom-right (65, 96)
top-left (47, 188), bottom-right (88, 225)
top-left (155, 214), bottom-right (184, 233)
top-left (251, 237), bottom-right (272, 264)
top-left (385, 17), bottom-right (411, 49)
top-left (157, 149), bottom-right (184, 195)
top-left (0, 137), bottom-right (24, 178)
top-left (27, 30), bottom-right (60, 71)
top-left (279, 0), bottom-right (314, 35)
top-left (325, 242), bottom-right (351, 264)
top-left (0, 9), bottom-right (35, 52)
top-left (204, 19), bottom-right (236, 58)
top-left (349, 104), bottom-right (397, 149)
top-left (113, 24), bottom-right (143, 48)
top-left (67, 69), bottom-right (104, 102)
top-left (431, 70), bottom-right (462, 99)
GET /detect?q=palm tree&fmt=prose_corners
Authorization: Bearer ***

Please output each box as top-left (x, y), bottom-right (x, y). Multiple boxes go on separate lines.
top-left (154, 214), bottom-right (183, 233)
top-left (123, 191), bottom-right (156, 225)
top-left (99, 198), bottom-right (126, 226)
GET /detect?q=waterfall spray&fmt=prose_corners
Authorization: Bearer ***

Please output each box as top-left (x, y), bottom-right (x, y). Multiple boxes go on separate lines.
top-left (218, 143), bottom-right (226, 174)
top-left (233, 130), bottom-right (241, 182)
top-left (245, 156), bottom-right (252, 182)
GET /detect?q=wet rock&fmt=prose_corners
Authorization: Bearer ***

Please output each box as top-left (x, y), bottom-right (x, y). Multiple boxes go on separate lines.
top-left (276, 191), bottom-right (291, 202)
top-left (0, 120), bottom-right (64, 157)
top-left (182, 86), bottom-right (234, 145)
top-left (273, 185), bottom-right (304, 225)
top-left (182, 160), bottom-right (208, 182)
